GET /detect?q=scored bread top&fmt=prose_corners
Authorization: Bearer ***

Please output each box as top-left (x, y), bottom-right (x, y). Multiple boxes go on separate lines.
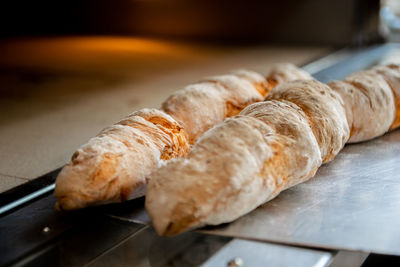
top-left (267, 80), bottom-right (349, 162)
top-left (329, 70), bottom-right (395, 143)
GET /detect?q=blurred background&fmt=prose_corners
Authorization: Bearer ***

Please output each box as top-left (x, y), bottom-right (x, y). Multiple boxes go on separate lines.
top-left (0, 0), bottom-right (384, 45)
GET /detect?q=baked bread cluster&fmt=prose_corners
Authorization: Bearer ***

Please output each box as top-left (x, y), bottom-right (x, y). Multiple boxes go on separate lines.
top-left (55, 63), bottom-right (311, 210)
top-left (145, 64), bottom-right (400, 236)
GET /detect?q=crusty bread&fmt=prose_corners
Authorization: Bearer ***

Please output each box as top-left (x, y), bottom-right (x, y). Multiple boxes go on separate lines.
top-left (162, 65), bottom-right (312, 144)
top-left (329, 70), bottom-right (395, 143)
top-left (146, 94), bottom-right (325, 236)
top-left (146, 65), bottom-right (400, 236)
top-left (55, 63), bottom-right (308, 210)
top-left (161, 76), bottom-right (263, 144)
top-left (267, 80), bottom-right (349, 162)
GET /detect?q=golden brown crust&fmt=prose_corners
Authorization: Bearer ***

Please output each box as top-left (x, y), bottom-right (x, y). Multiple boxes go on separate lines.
top-left (55, 109), bottom-right (189, 210)
top-left (329, 70), bottom-right (395, 143)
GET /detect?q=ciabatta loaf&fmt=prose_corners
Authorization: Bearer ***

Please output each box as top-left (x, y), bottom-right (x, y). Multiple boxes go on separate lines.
top-left (55, 63), bottom-right (310, 210)
top-left (146, 64), bottom-right (400, 236)
top-left (162, 65), bottom-right (311, 143)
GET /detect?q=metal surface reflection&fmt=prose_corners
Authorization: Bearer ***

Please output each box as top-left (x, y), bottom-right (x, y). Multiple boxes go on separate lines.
top-left (202, 130), bottom-right (400, 255)
top-left (202, 239), bottom-right (332, 267)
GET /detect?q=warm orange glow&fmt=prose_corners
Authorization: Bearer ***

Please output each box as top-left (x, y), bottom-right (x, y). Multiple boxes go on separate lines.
top-left (0, 36), bottom-right (216, 72)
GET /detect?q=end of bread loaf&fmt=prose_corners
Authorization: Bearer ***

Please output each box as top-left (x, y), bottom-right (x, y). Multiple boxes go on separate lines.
top-left (55, 109), bottom-right (189, 211)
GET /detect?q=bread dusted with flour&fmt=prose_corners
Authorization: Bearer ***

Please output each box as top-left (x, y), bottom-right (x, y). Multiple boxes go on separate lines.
top-left (162, 65), bottom-right (312, 143)
top-left (146, 64), bottom-right (400, 236)
top-left (267, 80), bottom-right (349, 162)
top-left (55, 63), bottom-right (308, 210)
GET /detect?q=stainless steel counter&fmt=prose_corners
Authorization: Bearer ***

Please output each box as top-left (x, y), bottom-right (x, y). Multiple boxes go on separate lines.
top-left (86, 226), bottom-right (334, 267)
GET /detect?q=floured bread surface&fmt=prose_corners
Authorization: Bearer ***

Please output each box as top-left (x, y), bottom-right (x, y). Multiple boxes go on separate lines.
top-left (146, 101), bottom-right (322, 236)
top-left (267, 80), bottom-right (349, 162)
top-left (371, 64), bottom-right (400, 130)
top-left (55, 109), bottom-right (189, 210)
top-left (329, 70), bottom-right (395, 143)
top-left (163, 65), bottom-right (309, 144)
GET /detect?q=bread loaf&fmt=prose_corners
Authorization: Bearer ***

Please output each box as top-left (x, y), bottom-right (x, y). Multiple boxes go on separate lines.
top-left (145, 64), bottom-right (400, 236)
top-left (55, 63), bottom-right (310, 210)
top-left (162, 65), bottom-right (311, 144)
